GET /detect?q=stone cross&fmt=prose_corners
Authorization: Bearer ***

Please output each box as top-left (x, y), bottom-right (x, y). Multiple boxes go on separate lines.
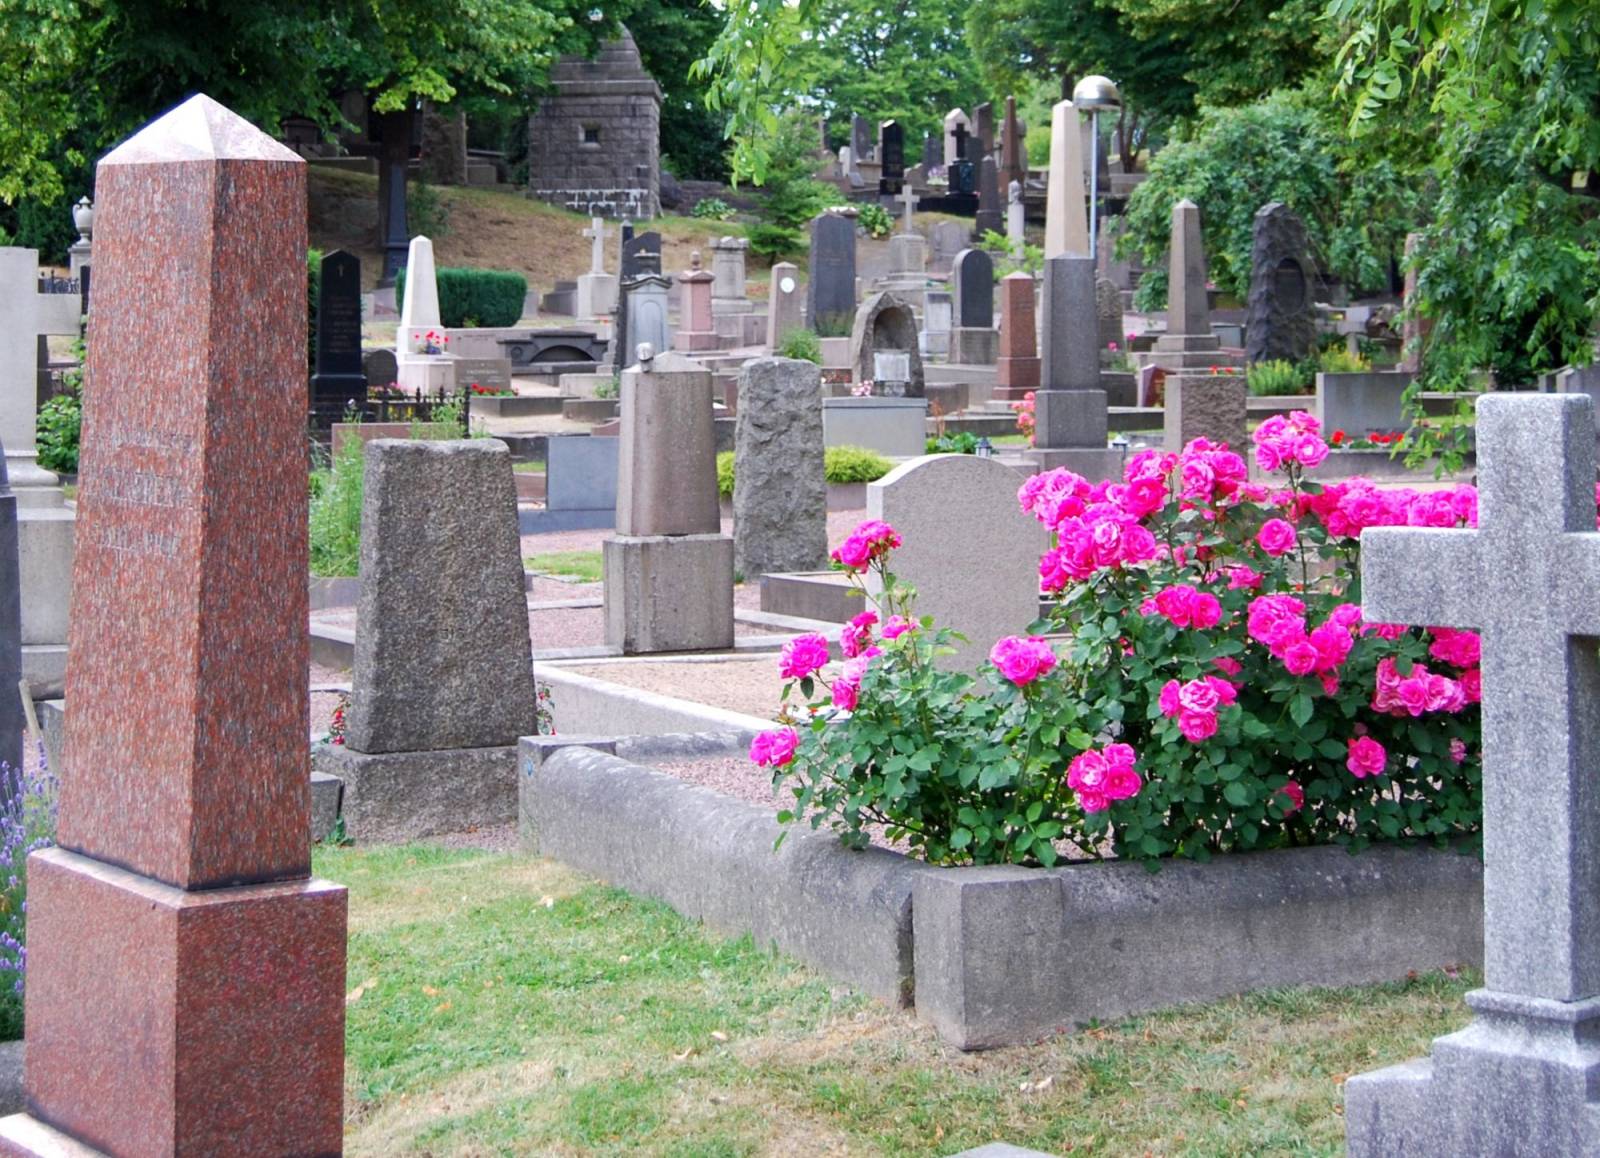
top-left (0, 93), bottom-right (346, 1155)
top-left (951, 122), bottom-right (970, 164)
top-left (1346, 392), bottom-right (1600, 1155)
top-left (898, 185), bottom-right (920, 235)
top-left (583, 216), bottom-right (607, 274)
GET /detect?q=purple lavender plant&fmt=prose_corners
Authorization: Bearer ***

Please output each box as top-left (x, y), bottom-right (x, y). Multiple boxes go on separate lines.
top-left (0, 737), bottom-right (60, 1032)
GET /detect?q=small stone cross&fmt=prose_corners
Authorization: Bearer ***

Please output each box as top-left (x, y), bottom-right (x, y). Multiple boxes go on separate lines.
top-left (952, 121), bottom-right (970, 162)
top-left (583, 217), bottom-right (607, 274)
top-left (898, 185), bottom-right (920, 235)
top-left (1360, 393), bottom-right (1600, 1003)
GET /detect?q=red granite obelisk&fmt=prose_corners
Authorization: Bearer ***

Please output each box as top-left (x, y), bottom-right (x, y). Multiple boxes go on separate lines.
top-left (995, 271), bottom-right (1041, 400)
top-left (0, 95), bottom-right (347, 1157)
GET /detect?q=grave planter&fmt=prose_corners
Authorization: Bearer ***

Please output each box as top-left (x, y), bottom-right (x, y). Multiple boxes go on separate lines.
top-left (524, 742), bottom-right (1485, 1051)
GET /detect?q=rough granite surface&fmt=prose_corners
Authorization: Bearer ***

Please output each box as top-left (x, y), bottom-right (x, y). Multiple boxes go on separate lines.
top-left (734, 358), bottom-right (828, 578)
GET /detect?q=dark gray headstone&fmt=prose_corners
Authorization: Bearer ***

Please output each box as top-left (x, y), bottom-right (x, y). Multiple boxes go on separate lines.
top-left (311, 250), bottom-right (366, 420)
top-left (363, 348), bottom-right (397, 388)
top-left (807, 214), bottom-right (857, 338)
top-left (952, 249), bottom-right (995, 329)
top-left (878, 120), bottom-right (905, 195)
top-left (621, 230), bottom-right (662, 279)
top-left (949, 159), bottom-right (976, 196)
top-left (346, 439), bottom-right (536, 754)
top-left (733, 358), bottom-right (827, 578)
top-left (921, 133), bottom-right (940, 169)
top-left (973, 102), bottom-right (995, 159)
top-left (975, 157), bottom-right (1003, 238)
top-left (851, 113), bottom-right (873, 162)
top-left (1246, 202), bottom-right (1316, 364)
top-left (0, 448), bottom-right (20, 778)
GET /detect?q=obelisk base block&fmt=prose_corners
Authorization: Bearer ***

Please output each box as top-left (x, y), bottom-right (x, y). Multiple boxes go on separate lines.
top-left (949, 328), bottom-right (998, 366)
top-left (0, 849), bottom-right (346, 1158)
top-left (1346, 989), bottom-right (1600, 1157)
top-left (1034, 389), bottom-right (1108, 450)
top-left (604, 534), bottom-right (734, 654)
top-left (396, 352), bottom-right (456, 393)
top-left (1163, 373), bottom-right (1247, 453)
top-left (994, 358), bottom-right (1039, 401)
top-left (314, 742), bottom-right (517, 843)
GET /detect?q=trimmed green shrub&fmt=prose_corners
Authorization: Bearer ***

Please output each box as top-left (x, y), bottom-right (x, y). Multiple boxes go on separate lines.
top-left (856, 203), bottom-right (892, 239)
top-left (395, 266), bottom-right (527, 328)
top-left (716, 444), bottom-right (893, 496)
top-left (36, 392), bottom-right (80, 475)
top-left (747, 224), bottom-right (804, 262)
top-left (1318, 346), bottom-right (1372, 374)
top-left (776, 328), bottom-right (822, 363)
top-left (1247, 358), bottom-right (1313, 396)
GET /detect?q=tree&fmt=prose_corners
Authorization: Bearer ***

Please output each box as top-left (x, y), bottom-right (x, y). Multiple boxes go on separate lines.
top-left (1333, 0), bottom-right (1600, 385)
top-left (616, 0), bottom-right (730, 181)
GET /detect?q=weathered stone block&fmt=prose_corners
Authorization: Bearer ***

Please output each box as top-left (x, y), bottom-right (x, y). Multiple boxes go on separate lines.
top-left (603, 534), bottom-right (735, 653)
top-left (314, 742), bottom-right (518, 843)
top-left (734, 358), bottom-right (827, 579)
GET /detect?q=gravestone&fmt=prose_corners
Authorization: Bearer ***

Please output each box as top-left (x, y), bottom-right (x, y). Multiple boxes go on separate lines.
top-left (364, 347), bottom-right (398, 387)
top-left (950, 248), bottom-right (998, 366)
top-left (396, 235), bottom-right (454, 392)
top-left (576, 217), bottom-right (618, 320)
top-left (928, 220), bottom-right (967, 274)
top-left (0, 450), bottom-right (20, 776)
top-left (850, 292), bottom-right (925, 396)
top-left (621, 273), bottom-right (672, 362)
top-left (311, 250), bottom-right (366, 423)
top-left (1246, 202), bottom-right (1316, 364)
top-left (453, 356), bottom-right (514, 394)
top-left (972, 102), bottom-right (996, 161)
top-left (1007, 180), bottom-right (1026, 256)
top-left (0, 94), bottom-right (347, 1156)
top-left (321, 440), bottom-right (536, 840)
top-left (605, 352), bottom-right (734, 653)
top-left (1032, 255), bottom-right (1119, 478)
top-left (1154, 199), bottom-right (1219, 359)
top-left (1044, 100), bottom-right (1088, 258)
top-left (975, 157), bottom-right (1003, 239)
top-left (878, 120), bottom-right (905, 195)
top-left (1096, 276), bottom-right (1123, 361)
top-left (807, 213), bottom-right (857, 337)
top-left (921, 133), bottom-right (940, 169)
top-left (867, 455), bottom-right (1044, 673)
top-left (943, 108), bottom-right (972, 167)
top-left (612, 229), bottom-right (665, 372)
top-left (1164, 372), bottom-right (1247, 453)
top-left (766, 262), bottom-right (804, 350)
top-left (733, 358), bottom-right (827, 578)
top-left (540, 280), bottom-right (577, 315)
top-left (673, 253), bottom-right (717, 352)
top-left (922, 290), bottom-right (953, 358)
top-left (621, 229), bottom-right (662, 279)
top-left (710, 235), bottom-right (751, 315)
top-left (995, 272), bottom-right (1040, 399)
top-left (1000, 95), bottom-right (1026, 192)
top-left (851, 113), bottom-right (873, 163)
top-left (1345, 393), bottom-right (1600, 1157)
top-left (522, 433), bottom-right (620, 532)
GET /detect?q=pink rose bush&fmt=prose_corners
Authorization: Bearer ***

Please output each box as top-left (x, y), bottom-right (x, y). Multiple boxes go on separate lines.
top-left (757, 412), bottom-right (1489, 868)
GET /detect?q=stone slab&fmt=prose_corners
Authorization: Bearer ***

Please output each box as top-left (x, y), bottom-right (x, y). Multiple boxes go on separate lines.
top-left (546, 434), bottom-right (619, 513)
top-left (310, 770), bottom-right (342, 843)
top-left (313, 743), bottom-right (517, 844)
top-left (603, 534), bottom-right (735, 654)
top-left (1316, 371), bottom-right (1415, 436)
top-left (536, 667), bottom-right (769, 738)
top-left (821, 397), bottom-right (928, 459)
top-left (733, 358), bottom-right (827, 579)
top-left (14, 848), bottom-right (346, 1154)
top-left (758, 571), bottom-right (865, 624)
top-left (1163, 373), bottom-right (1247, 453)
top-left (523, 743), bottom-right (920, 1007)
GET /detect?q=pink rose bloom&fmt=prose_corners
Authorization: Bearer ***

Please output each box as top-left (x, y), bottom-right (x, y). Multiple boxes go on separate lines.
top-left (1189, 592), bottom-right (1223, 629)
top-left (1178, 709), bottom-right (1218, 743)
top-left (841, 610), bottom-right (878, 659)
top-left (1346, 736), bottom-right (1387, 778)
top-left (1069, 744), bottom-right (1143, 810)
top-left (1208, 675), bottom-right (1240, 706)
top-left (1214, 656), bottom-right (1244, 677)
top-left (1460, 668), bottom-right (1482, 702)
top-left (831, 532), bottom-right (872, 570)
top-left (749, 727), bottom-right (800, 768)
top-left (1428, 628), bottom-right (1482, 668)
top-left (831, 656), bottom-right (872, 711)
top-left (830, 519), bottom-right (901, 571)
top-left (882, 615), bottom-right (912, 640)
top-left (1329, 603), bottom-right (1363, 630)
top-left (779, 633), bottom-right (831, 680)
top-left (1450, 738), bottom-right (1468, 764)
top-left (1426, 673), bottom-right (1467, 713)
top-left (1178, 679), bottom-right (1221, 714)
top-left (990, 635), bottom-right (1057, 686)
top-left (1256, 441), bottom-right (1283, 472)
top-left (1159, 679), bottom-right (1182, 716)
top-left (1278, 781), bottom-right (1305, 813)
top-left (1227, 566), bottom-right (1263, 590)
top-left (1319, 671), bottom-right (1340, 697)
top-left (1397, 675), bottom-right (1432, 717)
top-left (1293, 432), bottom-right (1330, 468)
top-left (1257, 518), bottom-right (1298, 557)
top-left (1309, 621), bottom-right (1353, 671)
top-left (1281, 638), bottom-right (1320, 676)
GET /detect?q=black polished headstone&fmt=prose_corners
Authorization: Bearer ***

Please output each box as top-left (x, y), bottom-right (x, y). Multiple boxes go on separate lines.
top-left (974, 157), bottom-right (1003, 238)
top-left (806, 214), bottom-right (857, 338)
top-left (952, 248), bottom-right (995, 329)
top-left (311, 250), bottom-right (367, 422)
top-left (0, 446), bottom-right (22, 779)
top-left (851, 113), bottom-right (873, 162)
top-left (621, 230), bottom-right (662, 279)
top-left (878, 120), bottom-right (905, 195)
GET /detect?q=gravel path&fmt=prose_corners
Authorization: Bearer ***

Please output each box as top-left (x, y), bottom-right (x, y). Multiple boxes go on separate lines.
top-left (558, 655), bottom-right (786, 721)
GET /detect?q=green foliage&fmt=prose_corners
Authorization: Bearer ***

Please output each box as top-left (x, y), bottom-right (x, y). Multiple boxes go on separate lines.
top-left (856, 202), bottom-right (892, 240)
top-left (307, 248), bottom-right (323, 373)
top-left (407, 179), bottom-right (452, 241)
top-left (1318, 346), bottom-right (1370, 375)
top-left (595, 375), bottom-right (620, 401)
top-left (745, 108), bottom-right (836, 232)
top-left (1246, 359), bottom-right (1312, 397)
top-left (526, 551), bottom-right (603, 582)
top-left (1120, 89), bottom-right (1425, 310)
top-left (978, 229), bottom-right (1043, 278)
top-left (746, 223), bottom-right (805, 262)
top-left (394, 266), bottom-right (527, 328)
top-left (409, 395), bottom-right (468, 441)
top-left (309, 434), bottom-right (365, 578)
top-left (716, 444), bottom-right (892, 496)
top-left (691, 197), bottom-right (734, 221)
top-left (776, 328), bottom-right (822, 363)
top-left (926, 431), bottom-right (979, 455)
top-left (615, 0), bottom-right (730, 181)
top-left (36, 391), bottom-right (80, 475)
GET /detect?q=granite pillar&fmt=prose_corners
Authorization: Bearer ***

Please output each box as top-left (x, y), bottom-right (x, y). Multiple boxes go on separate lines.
top-left (0, 94), bottom-right (346, 1157)
top-left (766, 262), bottom-right (804, 351)
top-left (733, 358), bottom-right (827, 578)
top-left (1044, 101), bottom-right (1088, 259)
top-left (1031, 256), bottom-right (1119, 477)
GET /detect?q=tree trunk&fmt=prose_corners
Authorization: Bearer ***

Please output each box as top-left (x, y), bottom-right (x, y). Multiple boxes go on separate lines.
top-left (374, 105), bottom-right (416, 286)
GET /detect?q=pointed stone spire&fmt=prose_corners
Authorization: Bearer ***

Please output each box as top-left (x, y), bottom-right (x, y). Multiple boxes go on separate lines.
top-left (1044, 100), bottom-right (1088, 258)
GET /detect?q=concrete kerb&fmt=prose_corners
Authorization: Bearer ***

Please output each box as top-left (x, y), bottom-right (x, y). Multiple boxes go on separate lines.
top-left (537, 664), bottom-right (774, 737)
top-left (520, 738), bottom-right (1486, 1049)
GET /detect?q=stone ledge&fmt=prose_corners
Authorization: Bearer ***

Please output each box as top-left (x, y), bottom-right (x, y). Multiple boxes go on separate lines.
top-left (521, 742), bottom-right (919, 1008)
top-left (313, 743), bottom-right (517, 843)
top-left (521, 739), bottom-right (1486, 1049)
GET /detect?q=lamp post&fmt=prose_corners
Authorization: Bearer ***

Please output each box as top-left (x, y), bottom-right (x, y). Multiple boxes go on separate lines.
top-left (1071, 75), bottom-right (1121, 263)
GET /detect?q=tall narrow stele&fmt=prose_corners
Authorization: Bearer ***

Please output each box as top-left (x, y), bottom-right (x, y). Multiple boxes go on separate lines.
top-left (1043, 100), bottom-right (1089, 259)
top-left (0, 94), bottom-right (347, 1157)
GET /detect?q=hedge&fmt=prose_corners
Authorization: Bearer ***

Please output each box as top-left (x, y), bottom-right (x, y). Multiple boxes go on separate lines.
top-left (395, 266), bottom-right (528, 328)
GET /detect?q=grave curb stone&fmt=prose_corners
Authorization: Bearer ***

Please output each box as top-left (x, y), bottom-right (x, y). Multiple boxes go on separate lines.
top-left (314, 743), bottom-right (518, 844)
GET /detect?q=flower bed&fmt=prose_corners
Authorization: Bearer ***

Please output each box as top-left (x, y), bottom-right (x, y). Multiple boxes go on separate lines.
top-left (752, 412), bottom-right (1484, 868)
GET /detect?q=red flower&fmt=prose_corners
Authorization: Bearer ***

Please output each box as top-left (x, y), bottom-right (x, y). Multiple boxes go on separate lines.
top-left (1331, 430), bottom-right (1347, 446)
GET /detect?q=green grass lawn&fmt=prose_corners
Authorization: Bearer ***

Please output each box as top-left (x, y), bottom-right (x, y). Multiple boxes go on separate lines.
top-left (525, 550), bottom-right (603, 583)
top-left (321, 844), bottom-right (1473, 1156)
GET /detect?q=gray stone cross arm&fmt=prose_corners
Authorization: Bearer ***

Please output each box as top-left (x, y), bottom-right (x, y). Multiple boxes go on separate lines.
top-left (898, 186), bottom-right (920, 233)
top-left (1360, 393), bottom-right (1600, 1005)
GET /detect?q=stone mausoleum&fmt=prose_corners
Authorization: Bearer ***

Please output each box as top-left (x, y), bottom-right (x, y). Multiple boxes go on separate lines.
top-left (527, 30), bottom-right (662, 220)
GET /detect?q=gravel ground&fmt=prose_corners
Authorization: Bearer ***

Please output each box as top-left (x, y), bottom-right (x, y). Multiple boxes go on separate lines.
top-left (559, 655), bottom-right (786, 721)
